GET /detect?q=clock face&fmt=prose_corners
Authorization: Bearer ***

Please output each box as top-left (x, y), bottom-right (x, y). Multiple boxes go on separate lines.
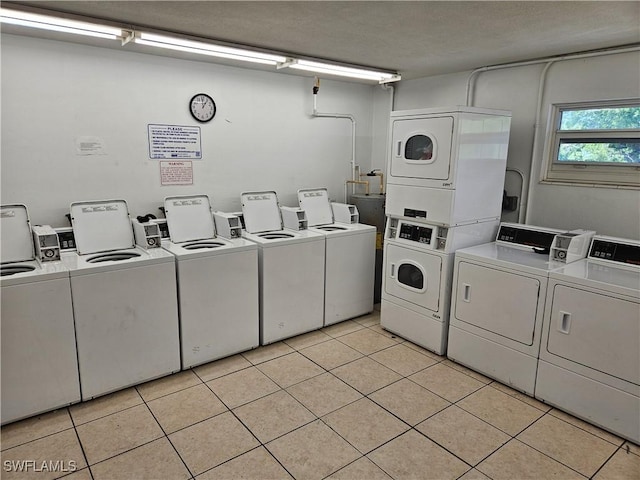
top-left (189, 93), bottom-right (216, 122)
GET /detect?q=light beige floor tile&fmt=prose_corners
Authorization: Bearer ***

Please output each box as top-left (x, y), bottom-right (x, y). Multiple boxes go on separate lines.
top-left (147, 384), bottom-right (227, 434)
top-left (206, 366), bottom-right (280, 409)
top-left (477, 439), bottom-right (585, 480)
top-left (548, 408), bottom-right (626, 446)
top-left (1, 429), bottom-right (87, 480)
top-left (517, 414), bottom-right (619, 476)
top-left (284, 329), bottom-right (332, 350)
top-left (287, 372), bottom-right (362, 417)
top-left (458, 468), bottom-right (491, 480)
top-left (489, 382), bottom-right (551, 412)
top-left (76, 404), bottom-right (163, 465)
top-left (70, 388), bottom-right (143, 425)
top-left (321, 320), bottom-right (365, 338)
top-left (624, 441), bottom-right (640, 456)
top-left (337, 328), bottom-right (399, 355)
top-left (354, 314), bottom-right (380, 327)
top-left (416, 405), bottom-right (510, 466)
top-left (266, 420), bottom-right (360, 480)
top-left (233, 390), bottom-right (315, 443)
top-left (1, 408), bottom-right (73, 451)
top-left (197, 446), bottom-right (293, 480)
top-left (368, 324), bottom-right (403, 340)
top-left (408, 363), bottom-right (485, 402)
top-left (90, 437), bottom-right (190, 480)
top-left (401, 340), bottom-right (446, 361)
top-left (370, 343), bottom-right (438, 376)
top-left (323, 398), bottom-right (409, 454)
top-left (594, 448), bottom-right (640, 480)
top-left (257, 352), bottom-right (325, 388)
top-left (58, 468), bottom-right (92, 480)
top-left (299, 339), bottom-right (363, 370)
top-left (327, 456), bottom-right (392, 480)
top-left (441, 359), bottom-right (493, 384)
top-left (367, 430), bottom-right (469, 480)
top-left (369, 378), bottom-right (449, 426)
top-left (242, 342), bottom-right (294, 365)
top-left (169, 411), bottom-right (259, 476)
top-left (192, 354), bottom-right (252, 382)
top-left (332, 357), bottom-right (402, 395)
top-left (136, 371), bottom-right (201, 402)
top-left (457, 386), bottom-right (544, 436)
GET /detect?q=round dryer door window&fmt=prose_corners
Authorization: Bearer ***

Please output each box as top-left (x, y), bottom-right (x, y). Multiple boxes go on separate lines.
top-left (397, 263), bottom-right (424, 291)
top-left (405, 135), bottom-right (434, 160)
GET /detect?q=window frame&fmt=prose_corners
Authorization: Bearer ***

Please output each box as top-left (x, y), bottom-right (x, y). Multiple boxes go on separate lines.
top-left (541, 99), bottom-right (640, 188)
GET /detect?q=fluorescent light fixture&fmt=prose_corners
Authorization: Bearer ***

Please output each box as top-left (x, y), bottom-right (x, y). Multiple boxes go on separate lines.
top-left (288, 59), bottom-right (401, 83)
top-left (0, 8), bottom-right (123, 40)
top-left (134, 32), bottom-right (287, 66)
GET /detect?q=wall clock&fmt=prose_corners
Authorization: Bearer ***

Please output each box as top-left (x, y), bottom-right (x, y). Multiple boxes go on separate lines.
top-left (189, 93), bottom-right (216, 123)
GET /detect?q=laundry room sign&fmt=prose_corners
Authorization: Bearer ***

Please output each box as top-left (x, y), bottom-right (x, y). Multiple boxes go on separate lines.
top-left (148, 124), bottom-right (202, 159)
top-left (160, 161), bottom-right (193, 186)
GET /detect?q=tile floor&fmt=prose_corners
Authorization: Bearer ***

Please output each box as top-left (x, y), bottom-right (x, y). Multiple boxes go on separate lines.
top-left (2, 309), bottom-right (638, 480)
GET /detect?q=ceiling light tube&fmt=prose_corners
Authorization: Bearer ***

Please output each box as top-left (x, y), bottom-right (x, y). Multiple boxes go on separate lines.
top-left (289, 60), bottom-right (400, 83)
top-left (135, 32), bottom-right (287, 66)
top-left (0, 8), bottom-right (123, 40)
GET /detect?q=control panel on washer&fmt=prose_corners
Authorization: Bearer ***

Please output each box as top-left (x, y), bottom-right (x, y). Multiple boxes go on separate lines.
top-left (589, 237), bottom-right (640, 268)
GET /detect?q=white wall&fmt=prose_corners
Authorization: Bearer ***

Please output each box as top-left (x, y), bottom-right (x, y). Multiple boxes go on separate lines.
top-left (1, 34), bottom-right (377, 227)
top-left (394, 51), bottom-right (640, 239)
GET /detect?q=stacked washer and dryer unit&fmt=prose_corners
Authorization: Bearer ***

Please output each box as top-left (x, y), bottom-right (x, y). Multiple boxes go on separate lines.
top-left (381, 106), bottom-right (512, 354)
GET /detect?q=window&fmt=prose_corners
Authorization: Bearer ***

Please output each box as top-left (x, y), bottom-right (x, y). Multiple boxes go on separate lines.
top-left (405, 135), bottom-right (434, 161)
top-left (543, 100), bottom-right (640, 187)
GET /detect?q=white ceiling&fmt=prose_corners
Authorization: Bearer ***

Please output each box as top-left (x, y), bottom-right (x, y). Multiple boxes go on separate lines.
top-left (4, 1), bottom-right (640, 80)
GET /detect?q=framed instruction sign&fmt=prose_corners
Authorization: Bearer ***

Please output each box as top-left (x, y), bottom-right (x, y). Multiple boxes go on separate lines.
top-left (148, 124), bottom-right (202, 159)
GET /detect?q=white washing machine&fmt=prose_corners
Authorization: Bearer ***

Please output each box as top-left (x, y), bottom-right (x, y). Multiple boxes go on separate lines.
top-left (1, 204), bottom-right (81, 424)
top-left (380, 216), bottom-right (498, 355)
top-left (536, 235), bottom-right (640, 443)
top-left (241, 191), bottom-right (325, 344)
top-left (297, 188), bottom-right (376, 326)
top-left (64, 199), bottom-right (181, 400)
top-left (447, 223), bottom-right (592, 395)
top-left (386, 106), bottom-right (511, 226)
top-left (162, 195), bottom-right (259, 369)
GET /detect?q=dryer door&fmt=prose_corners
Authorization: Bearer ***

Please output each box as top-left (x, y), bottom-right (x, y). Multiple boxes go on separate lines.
top-left (384, 243), bottom-right (441, 312)
top-left (390, 116), bottom-right (454, 181)
top-left (545, 284), bottom-right (639, 385)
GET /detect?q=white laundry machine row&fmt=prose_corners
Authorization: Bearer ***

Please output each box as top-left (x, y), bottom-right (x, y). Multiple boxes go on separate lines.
top-left (241, 191), bottom-right (325, 344)
top-left (447, 223), bottom-right (594, 396)
top-left (386, 106), bottom-right (511, 226)
top-left (64, 200), bottom-right (181, 401)
top-left (380, 215), bottom-right (499, 355)
top-left (298, 188), bottom-right (376, 326)
top-left (161, 195), bottom-right (259, 369)
top-left (536, 236), bottom-right (640, 443)
top-left (1, 205), bottom-right (81, 424)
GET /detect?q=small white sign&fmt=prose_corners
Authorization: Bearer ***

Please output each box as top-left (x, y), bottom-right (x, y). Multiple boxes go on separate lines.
top-left (160, 161), bottom-right (194, 186)
top-left (76, 136), bottom-right (107, 155)
top-left (148, 124), bottom-right (202, 159)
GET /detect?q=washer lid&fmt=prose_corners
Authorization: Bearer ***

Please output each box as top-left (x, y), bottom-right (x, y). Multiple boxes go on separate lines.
top-left (297, 188), bottom-right (333, 226)
top-left (241, 191), bottom-right (283, 233)
top-left (70, 200), bottom-right (135, 255)
top-left (164, 195), bottom-right (215, 243)
top-left (0, 204), bottom-right (35, 263)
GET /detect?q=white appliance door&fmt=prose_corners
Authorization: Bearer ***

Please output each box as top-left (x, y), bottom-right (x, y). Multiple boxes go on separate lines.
top-left (384, 243), bottom-right (441, 312)
top-left (390, 116), bottom-right (454, 181)
top-left (454, 261), bottom-right (540, 345)
top-left (546, 284), bottom-right (639, 385)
